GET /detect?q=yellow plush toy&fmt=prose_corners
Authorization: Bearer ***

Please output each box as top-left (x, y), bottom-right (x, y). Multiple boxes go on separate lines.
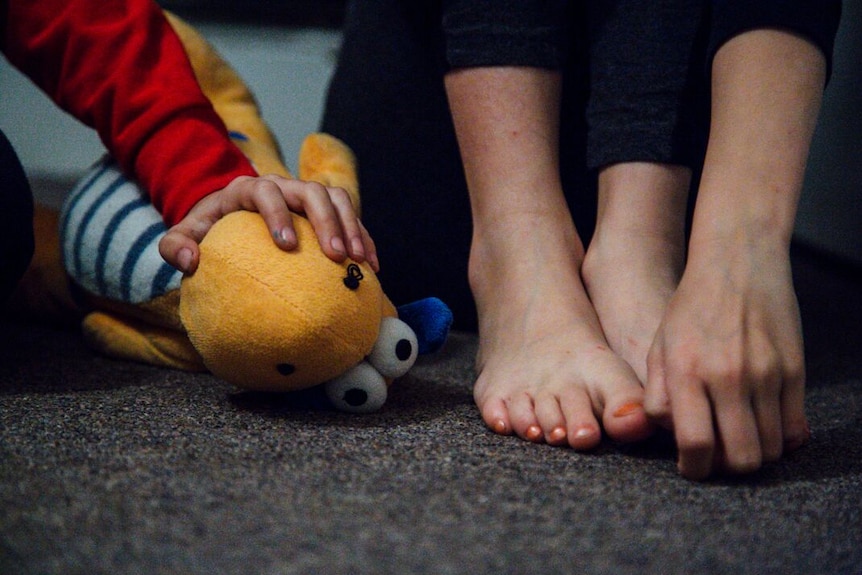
top-left (53, 14), bottom-right (452, 413)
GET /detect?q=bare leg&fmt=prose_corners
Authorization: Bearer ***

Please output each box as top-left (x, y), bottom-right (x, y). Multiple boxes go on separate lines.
top-left (582, 162), bottom-right (691, 385)
top-left (446, 67), bottom-right (652, 448)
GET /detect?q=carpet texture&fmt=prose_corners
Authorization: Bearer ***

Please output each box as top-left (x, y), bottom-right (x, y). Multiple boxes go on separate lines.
top-left (1, 244), bottom-right (860, 575)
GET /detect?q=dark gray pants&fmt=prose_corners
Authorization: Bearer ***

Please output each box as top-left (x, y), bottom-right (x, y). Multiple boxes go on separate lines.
top-left (0, 129), bottom-right (34, 305)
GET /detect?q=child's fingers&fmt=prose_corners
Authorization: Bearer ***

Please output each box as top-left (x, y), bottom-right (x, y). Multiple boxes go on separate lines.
top-left (175, 175), bottom-right (379, 269)
top-left (358, 220), bottom-right (380, 272)
top-left (159, 226), bottom-right (201, 274)
top-left (327, 186), bottom-right (368, 263)
top-left (276, 178), bottom-right (374, 266)
top-left (275, 178), bottom-right (349, 262)
top-left (230, 176), bottom-right (297, 250)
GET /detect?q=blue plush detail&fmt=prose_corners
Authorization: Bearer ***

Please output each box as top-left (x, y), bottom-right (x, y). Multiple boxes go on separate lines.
top-left (228, 130), bottom-right (249, 141)
top-left (396, 297), bottom-right (454, 355)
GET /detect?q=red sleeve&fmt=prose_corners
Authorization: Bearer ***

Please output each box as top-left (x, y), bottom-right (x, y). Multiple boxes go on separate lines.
top-left (1, 0), bottom-right (258, 225)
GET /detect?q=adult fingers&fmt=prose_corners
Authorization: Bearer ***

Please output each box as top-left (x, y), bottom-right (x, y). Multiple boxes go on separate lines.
top-left (645, 338), bottom-right (674, 430)
top-left (780, 362), bottom-right (809, 453)
top-left (711, 389), bottom-right (762, 475)
top-left (669, 379), bottom-right (717, 481)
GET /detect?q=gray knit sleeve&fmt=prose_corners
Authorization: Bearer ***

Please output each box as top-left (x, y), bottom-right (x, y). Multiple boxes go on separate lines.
top-left (442, 0), bottom-right (569, 69)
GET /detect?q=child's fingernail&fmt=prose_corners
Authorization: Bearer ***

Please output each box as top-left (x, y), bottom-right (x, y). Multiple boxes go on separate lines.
top-left (274, 227), bottom-right (296, 246)
top-left (350, 237), bottom-right (365, 258)
top-left (177, 248), bottom-right (193, 272)
top-left (330, 237), bottom-right (346, 256)
top-left (613, 402), bottom-right (643, 418)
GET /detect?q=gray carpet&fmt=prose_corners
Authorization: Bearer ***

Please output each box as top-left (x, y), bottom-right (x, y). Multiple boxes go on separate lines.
top-left (1, 244), bottom-right (860, 575)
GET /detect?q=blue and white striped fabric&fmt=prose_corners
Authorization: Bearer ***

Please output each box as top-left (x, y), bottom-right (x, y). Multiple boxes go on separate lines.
top-left (60, 157), bottom-right (182, 304)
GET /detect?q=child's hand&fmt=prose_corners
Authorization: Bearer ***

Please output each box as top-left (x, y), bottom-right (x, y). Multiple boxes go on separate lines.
top-left (644, 240), bottom-right (809, 480)
top-left (158, 174), bottom-right (378, 275)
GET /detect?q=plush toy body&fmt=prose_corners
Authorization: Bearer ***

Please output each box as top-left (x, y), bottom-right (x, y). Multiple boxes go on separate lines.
top-left (54, 14), bottom-right (452, 413)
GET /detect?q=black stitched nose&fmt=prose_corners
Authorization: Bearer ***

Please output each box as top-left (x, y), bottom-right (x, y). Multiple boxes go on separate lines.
top-left (343, 263), bottom-right (364, 290)
top-left (276, 363), bottom-right (296, 376)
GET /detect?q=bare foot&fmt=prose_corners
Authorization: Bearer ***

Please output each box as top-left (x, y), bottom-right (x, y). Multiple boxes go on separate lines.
top-left (582, 163), bottom-right (690, 386)
top-left (470, 210), bottom-right (653, 449)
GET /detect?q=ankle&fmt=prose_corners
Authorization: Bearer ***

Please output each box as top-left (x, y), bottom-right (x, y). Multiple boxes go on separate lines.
top-left (596, 162), bottom-right (690, 240)
top-left (583, 229), bottom-right (685, 289)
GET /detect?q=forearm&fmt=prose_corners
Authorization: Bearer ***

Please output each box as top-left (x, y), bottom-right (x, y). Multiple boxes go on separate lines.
top-left (690, 29), bottom-right (826, 251)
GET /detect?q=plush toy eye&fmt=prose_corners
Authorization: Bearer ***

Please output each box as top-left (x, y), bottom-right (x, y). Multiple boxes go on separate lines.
top-left (367, 317), bottom-right (418, 379)
top-left (324, 362), bottom-right (387, 414)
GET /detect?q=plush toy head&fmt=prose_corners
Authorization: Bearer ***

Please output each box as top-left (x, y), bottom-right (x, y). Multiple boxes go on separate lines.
top-left (45, 13), bottom-right (453, 414)
top-left (180, 210), bottom-right (397, 390)
top-left (56, 136), bottom-right (450, 413)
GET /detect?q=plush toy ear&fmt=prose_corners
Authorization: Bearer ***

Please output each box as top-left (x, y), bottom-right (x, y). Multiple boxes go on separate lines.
top-left (298, 133), bottom-right (361, 214)
top-left (395, 298), bottom-right (453, 355)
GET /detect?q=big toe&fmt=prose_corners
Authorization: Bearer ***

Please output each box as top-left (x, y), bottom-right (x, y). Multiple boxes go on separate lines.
top-left (604, 399), bottom-right (654, 443)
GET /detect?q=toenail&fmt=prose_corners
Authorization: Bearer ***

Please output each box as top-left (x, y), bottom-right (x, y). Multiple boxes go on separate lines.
top-left (492, 419), bottom-right (509, 435)
top-left (574, 426), bottom-right (595, 439)
top-left (526, 425), bottom-right (543, 442)
top-left (613, 402), bottom-right (643, 418)
top-left (549, 427), bottom-right (567, 443)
